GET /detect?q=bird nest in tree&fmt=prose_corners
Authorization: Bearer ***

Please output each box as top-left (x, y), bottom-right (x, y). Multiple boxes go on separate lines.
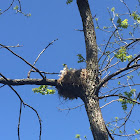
top-left (57, 68), bottom-right (87, 100)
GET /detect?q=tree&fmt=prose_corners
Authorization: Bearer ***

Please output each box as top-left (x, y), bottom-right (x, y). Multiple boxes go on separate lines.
top-left (0, 0), bottom-right (140, 140)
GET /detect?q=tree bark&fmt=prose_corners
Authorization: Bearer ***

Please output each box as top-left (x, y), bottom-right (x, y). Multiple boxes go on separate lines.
top-left (0, 78), bottom-right (57, 86)
top-left (77, 0), bottom-right (108, 139)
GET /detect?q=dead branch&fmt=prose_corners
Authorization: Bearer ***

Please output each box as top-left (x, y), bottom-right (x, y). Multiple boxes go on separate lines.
top-left (27, 39), bottom-right (58, 78)
top-left (0, 44), bottom-right (45, 79)
top-left (0, 44), bottom-right (22, 49)
top-left (0, 78), bottom-right (57, 86)
top-left (0, 73), bottom-right (42, 140)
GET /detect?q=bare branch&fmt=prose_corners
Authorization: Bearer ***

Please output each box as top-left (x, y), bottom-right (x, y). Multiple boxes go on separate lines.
top-left (105, 126), bottom-right (115, 140)
top-left (100, 38), bottom-right (140, 70)
top-left (0, 44), bottom-right (22, 49)
top-left (112, 132), bottom-right (138, 137)
top-left (0, 44), bottom-right (45, 79)
top-left (120, 0), bottom-right (131, 15)
top-left (0, 73), bottom-right (42, 140)
top-left (18, 101), bottom-right (22, 140)
top-left (0, 84), bottom-right (5, 88)
top-left (127, 54), bottom-right (140, 67)
top-left (0, 78), bottom-right (57, 86)
top-left (100, 83), bottom-right (140, 95)
top-left (96, 64), bottom-right (140, 94)
top-left (100, 60), bottom-right (119, 73)
top-left (111, 68), bottom-right (136, 80)
top-left (57, 104), bottom-right (84, 111)
top-left (99, 94), bottom-right (140, 105)
top-left (1, 0), bottom-right (15, 15)
top-left (27, 39), bottom-right (58, 78)
top-left (31, 70), bottom-right (60, 75)
top-left (100, 99), bottom-right (119, 109)
top-left (118, 105), bottom-right (134, 129)
top-left (18, 0), bottom-right (22, 11)
top-left (98, 29), bottom-right (117, 63)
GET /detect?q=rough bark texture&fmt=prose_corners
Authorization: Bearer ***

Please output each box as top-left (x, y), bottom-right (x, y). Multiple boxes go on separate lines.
top-left (0, 78), bottom-right (57, 86)
top-left (77, 0), bottom-right (108, 139)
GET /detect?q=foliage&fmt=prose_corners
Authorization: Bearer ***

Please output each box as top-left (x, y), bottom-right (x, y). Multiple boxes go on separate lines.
top-left (75, 134), bottom-right (87, 140)
top-left (77, 54), bottom-right (86, 63)
top-left (131, 11), bottom-right (140, 23)
top-left (66, 0), bottom-right (73, 4)
top-left (32, 85), bottom-right (55, 95)
top-left (119, 89), bottom-right (136, 110)
top-left (114, 47), bottom-right (132, 62)
top-left (121, 19), bottom-right (128, 29)
top-left (134, 129), bottom-right (140, 134)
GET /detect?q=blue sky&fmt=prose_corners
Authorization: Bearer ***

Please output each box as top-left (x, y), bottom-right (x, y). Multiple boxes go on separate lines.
top-left (0, 0), bottom-right (140, 140)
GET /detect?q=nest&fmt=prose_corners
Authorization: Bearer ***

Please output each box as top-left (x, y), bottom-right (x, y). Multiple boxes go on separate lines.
top-left (56, 68), bottom-right (87, 100)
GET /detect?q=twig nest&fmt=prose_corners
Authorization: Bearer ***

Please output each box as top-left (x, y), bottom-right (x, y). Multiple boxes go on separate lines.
top-left (57, 68), bottom-right (87, 100)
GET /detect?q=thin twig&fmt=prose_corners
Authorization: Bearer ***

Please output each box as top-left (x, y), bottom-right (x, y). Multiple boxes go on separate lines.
top-left (18, 0), bottom-right (22, 11)
top-left (31, 70), bottom-right (60, 75)
top-left (0, 73), bottom-right (42, 140)
top-left (57, 104), bottom-right (84, 111)
top-left (18, 101), bottom-right (22, 140)
top-left (100, 99), bottom-right (119, 109)
top-left (96, 63), bottom-right (140, 94)
top-left (105, 125), bottom-right (115, 140)
top-left (0, 44), bottom-right (22, 49)
top-left (0, 44), bottom-right (45, 79)
top-left (112, 132), bottom-right (138, 137)
top-left (0, 84), bottom-right (5, 88)
top-left (27, 39), bottom-right (58, 78)
top-left (1, 0), bottom-right (15, 14)
top-left (99, 94), bottom-right (140, 105)
top-left (98, 29), bottom-right (117, 63)
top-left (120, 0), bottom-right (131, 15)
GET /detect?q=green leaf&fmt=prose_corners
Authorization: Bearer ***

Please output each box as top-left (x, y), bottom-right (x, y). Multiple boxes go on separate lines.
top-left (115, 117), bottom-right (119, 120)
top-left (95, 18), bottom-right (98, 21)
top-left (77, 54), bottom-right (86, 63)
top-left (111, 7), bottom-right (115, 12)
top-left (13, 5), bottom-right (19, 10)
top-left (117, 18), bottom-right (122, 24)
top-left (119, 98), bottom-right (127, 110)
top-left (32, 85), bottom-right (55, 95)
top-left (103, 26), bottom-right (108, 29)
top-left (62, 64), bottom-right (67, 67)
top-left (27, 13), bottom-right (31, 17)
top-left (75, 134), bottom-right (80, 138)
top-left (84, 136), bottom-right (87, 139)
top-left (66, 0), bottom-right (73, 4)
top-left (118, 81), bottom-right (121, 85)
top-left (134, 129), bottom-right (140, 134)
top-left (119, 130), bottom-right (123, 133)
top-left (131, 11), bottom-right (139, 20)
top-left (114, 47), bottom-right (132, 62)
top-left (121, 19), bottom-right (128, 29)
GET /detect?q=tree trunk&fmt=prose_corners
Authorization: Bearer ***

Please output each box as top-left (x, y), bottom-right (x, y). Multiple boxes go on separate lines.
top-left (77, 0), bottom-right (108, 139)
top-left (82, 96), bottom-right (108, 140)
